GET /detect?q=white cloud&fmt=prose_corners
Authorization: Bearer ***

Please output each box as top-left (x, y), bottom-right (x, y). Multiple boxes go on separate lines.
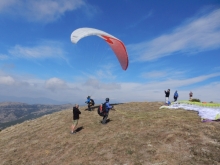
top-left (96, 69), bottom-right (117, 80)
top-left (127, 11), bottom-right (153, 29)
top-left (192, 82), bottom-right (220, 102)
top-left (0, 0), bottom-right (17, 10)
top-left (106, 72), bottom-right (220, 103)
top-left (141, 71), bottom-right (167, 79)
top-left (0, 0), bottom-right (85, 23)
top-left (84, 78), bottom-right (121, 90)
top-left (129, 9), bottom-right (220, 61)
top-left (45, 77), bottom-right (68, 91)
top-left (213, 66), bottom-right (220, 71)
top-left (0, 71), bottom-right (219, 104)
top-left (140, 69), bottom-right (188, 80)
top-left (0, 76), bottom-right (15, 85)
top-left (1, 63), bottom-right (15, 70)
top-left (0, 54), bottom-right (9, 60)
top-left (139, 72), bottom-right (220, 91)
top-left (79, 63), bottom-right (118, 81)
top-left (8, 41), bottom-right (66, 59)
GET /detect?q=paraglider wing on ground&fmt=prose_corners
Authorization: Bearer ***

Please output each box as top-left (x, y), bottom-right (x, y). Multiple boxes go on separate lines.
top-left (160, 101), bottom-right (220, 121)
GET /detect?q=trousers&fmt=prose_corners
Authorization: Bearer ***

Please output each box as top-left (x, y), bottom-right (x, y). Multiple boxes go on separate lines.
top-left (102, 112), bottom-right (109, 124)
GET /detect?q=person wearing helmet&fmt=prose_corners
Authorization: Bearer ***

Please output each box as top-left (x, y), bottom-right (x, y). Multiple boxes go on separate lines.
top-left (173, 90), bottom-right (178, 102)
top-left (85, 96), bottom-right (92, 111)
top-left (102, 98), bottom-right (113, 124)
top-left (86, 96), bottom-right (91, 103)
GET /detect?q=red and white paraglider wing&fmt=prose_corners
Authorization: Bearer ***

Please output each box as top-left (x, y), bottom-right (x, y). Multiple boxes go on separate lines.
top-left (70, 27), bottom-right (129, 70)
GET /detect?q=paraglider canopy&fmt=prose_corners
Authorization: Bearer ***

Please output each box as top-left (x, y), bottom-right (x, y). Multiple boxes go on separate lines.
top-left (70, 27), bottom-right (129, 70)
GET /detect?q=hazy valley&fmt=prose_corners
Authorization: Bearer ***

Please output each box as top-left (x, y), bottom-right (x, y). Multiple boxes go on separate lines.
top-left (0, 102), bottom-right (73, 130)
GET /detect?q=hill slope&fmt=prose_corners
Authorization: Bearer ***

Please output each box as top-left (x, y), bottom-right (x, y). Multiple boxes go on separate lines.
top-left (0, 102), bottom-right (220, 165)
top-left (0, 102), bottom-right (73, 129)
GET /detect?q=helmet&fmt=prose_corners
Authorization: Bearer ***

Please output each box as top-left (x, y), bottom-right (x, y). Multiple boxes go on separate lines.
top-left (105, 98), bottom-right (109, 101)
top-left (87, 96), bottom-right (90, 99)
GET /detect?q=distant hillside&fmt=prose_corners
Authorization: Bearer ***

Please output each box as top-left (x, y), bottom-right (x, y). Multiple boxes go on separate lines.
top-left (0, 95), bottom-right (69, 104)
top-left (0, 102), bottom-right (73, 130)
top-left (0, 102), bottom-right (220, 165)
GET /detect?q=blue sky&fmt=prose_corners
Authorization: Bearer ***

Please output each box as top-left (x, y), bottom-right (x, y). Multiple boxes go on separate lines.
top-left (0, 0), bottom-right (220, 104)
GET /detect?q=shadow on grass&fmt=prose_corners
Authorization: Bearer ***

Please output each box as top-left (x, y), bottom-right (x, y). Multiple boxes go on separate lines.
top-left (75, 126), bottom-right (84, 133)
top-left (100, 118), bottom-right (112, 124)
top-left (106, 119), bottom-right (112, 123)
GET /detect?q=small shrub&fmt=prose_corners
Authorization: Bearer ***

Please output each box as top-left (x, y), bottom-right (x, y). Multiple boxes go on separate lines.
top-left (127, 149), bottom-right (134, 155)
top-left (191, 98), bottom-right (200, 102)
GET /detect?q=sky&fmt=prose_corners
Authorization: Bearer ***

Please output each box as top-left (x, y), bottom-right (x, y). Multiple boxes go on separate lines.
top-left (0, 0), bottom-right (220, 105)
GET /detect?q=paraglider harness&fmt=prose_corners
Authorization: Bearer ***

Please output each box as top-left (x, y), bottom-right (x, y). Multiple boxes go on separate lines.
top-left (88, 99), bottom-right (95, 106)
top-left (97, 102), bottom-right (107, 116)
top-left (85, 98), bottom-right (95, 106)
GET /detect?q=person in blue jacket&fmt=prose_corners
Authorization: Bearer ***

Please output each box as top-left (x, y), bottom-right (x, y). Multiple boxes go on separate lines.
top-left (85, 96), bottom-right (92, 111)
top-left (173, 90), bottom-right (178, 102)
top-left (102, 98), bottom-right (113, 124)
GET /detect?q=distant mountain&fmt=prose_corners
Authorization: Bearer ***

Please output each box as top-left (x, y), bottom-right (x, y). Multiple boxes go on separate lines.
top-left (0, 102), bottom-right (73, 130)
top-left (0, 95), bottom-right (69, 104)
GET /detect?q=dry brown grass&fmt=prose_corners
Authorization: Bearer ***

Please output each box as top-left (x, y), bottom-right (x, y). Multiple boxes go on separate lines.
top-left (0, 102), bottom-right (220, 165)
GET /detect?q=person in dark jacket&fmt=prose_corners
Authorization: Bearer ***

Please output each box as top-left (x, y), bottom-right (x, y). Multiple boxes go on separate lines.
top-left (102, 98), bottom-right (113, 124)
top-left (164, 89), bottom-right (170, 105)
top-left (71, 104), bottom-right (81, 134)
top-left (189, 91), bottom-right (193, 100)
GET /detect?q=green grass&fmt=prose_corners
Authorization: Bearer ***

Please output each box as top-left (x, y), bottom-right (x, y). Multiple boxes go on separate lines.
top-left (176, 100), bottom-right (220, 107)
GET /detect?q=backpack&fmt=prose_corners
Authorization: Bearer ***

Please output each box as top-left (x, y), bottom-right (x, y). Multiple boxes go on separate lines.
top-left (97, 102), bottom-right (106, 116)
top-left (168, 101), bottom-right (171, 105)
top-left (90, 99), bottom-right (95, 106)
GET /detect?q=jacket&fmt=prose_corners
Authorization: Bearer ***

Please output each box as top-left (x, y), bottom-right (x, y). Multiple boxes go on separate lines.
top-left (73, 107), bottom-right (81, 120)
top-left (174, 91), bottom-right (178, 97)
top-left (85, 98), bottom-right (90, 104)
top-left (165, 91), bottom-right (170, 97)
top-left (105, 101), bottom-right (112, 113)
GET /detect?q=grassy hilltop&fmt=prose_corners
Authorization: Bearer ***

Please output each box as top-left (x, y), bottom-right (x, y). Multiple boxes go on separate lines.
top-left (0, 102), bottom-right (220, 165)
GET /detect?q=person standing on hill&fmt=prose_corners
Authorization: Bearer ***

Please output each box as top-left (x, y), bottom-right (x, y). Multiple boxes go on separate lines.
top-left (85, 96), bottom-right (91, 111)
top-left (164, 89), bottom-right (170, 105)
top-left (173, 90), bottom-right (178, 102)
top-left (189, 91), bottom-right (193, 100)
top-left (85, 96), bottom-right (95, 111)
top-left (71, 104), bottom-right (81, 134)
top-left (102, 98), bottom-right (113, 124)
